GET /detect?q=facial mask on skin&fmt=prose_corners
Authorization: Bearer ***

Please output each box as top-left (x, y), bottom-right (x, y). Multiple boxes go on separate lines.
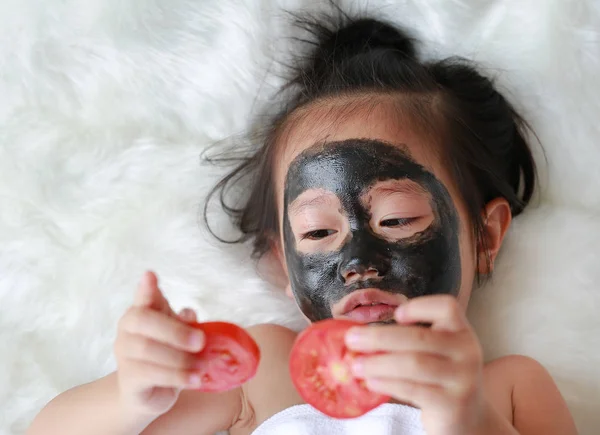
top-left (283, 139), bottom-right (461, 322)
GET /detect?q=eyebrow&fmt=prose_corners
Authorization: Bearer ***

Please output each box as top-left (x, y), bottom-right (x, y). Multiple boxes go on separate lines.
top-left (288, 195), bottom-right (337, 217)
top-left (370, 180), bottom-right (429, 198)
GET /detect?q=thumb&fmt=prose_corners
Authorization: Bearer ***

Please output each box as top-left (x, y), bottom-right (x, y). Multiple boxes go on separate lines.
top-left (134, 271), bottom-right (175, 316)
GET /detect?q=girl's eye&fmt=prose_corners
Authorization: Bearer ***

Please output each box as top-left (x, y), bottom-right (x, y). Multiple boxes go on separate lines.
top-left (380, 217), bottom-right (417, 228)
top-left (302, 229), bottom-right (337, 240)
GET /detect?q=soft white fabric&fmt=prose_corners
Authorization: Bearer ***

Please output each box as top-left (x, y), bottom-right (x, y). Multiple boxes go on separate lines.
top-left (251, 404), bottom-right (425, 435)
top-left (0, 1), bottom-right (598, 434)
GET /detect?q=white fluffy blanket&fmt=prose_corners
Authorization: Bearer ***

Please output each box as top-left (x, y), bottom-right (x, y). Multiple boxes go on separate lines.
top-left (0, 1), bottom-right (598, 434)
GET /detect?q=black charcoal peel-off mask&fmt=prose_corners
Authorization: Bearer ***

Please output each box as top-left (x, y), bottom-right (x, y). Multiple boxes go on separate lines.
top-left (283, 139), bottom-right (461, 322)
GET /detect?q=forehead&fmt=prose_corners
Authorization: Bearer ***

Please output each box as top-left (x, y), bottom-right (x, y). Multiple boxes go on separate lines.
top-left (274, 96), bottom-right (452, 204)
top-left (285, 140), bottom-right (435, 203)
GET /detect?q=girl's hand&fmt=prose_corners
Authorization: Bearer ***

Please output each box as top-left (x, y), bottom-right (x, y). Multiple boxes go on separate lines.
top-left (345, 295), bottom-right (489, 435)
top-left (113, 271), bottom-right (205, 419)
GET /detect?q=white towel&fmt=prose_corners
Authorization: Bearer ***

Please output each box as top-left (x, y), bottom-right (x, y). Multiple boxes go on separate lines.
top-left (252, 403), bottom-right (426, 435)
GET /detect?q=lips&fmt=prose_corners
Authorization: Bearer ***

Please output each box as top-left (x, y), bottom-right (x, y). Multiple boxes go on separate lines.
top-left (344, 304), bottom-right (397, 323)
top-left (332, 288), bottom-right (408, 324)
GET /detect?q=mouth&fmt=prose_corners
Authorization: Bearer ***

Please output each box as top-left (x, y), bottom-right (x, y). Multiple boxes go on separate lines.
top-left (331, 288), bottom-right (408, 324)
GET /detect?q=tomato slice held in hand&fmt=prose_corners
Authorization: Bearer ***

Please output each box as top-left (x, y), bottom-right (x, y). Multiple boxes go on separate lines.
top-left (289, 319), bottom-right (390, 419)
top-left (191, 322), bottom-right (260, 392)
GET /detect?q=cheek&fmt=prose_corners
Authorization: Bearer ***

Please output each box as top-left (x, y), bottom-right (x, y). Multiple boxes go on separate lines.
top-left (430, 166), bottom-right (477, 309)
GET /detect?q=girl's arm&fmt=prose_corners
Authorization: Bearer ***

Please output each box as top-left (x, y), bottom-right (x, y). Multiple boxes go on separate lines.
top-left (508, 355), bottom-right (577, 435)
top-left (480, 355), bottom-right (577, 435)
top-left (27, 373), bottom-right (150, 435)
top-left (26, 373), bottom-right (243, 435)
top-left (27, 322), bottom-right (299, 435)
top-left (26, 272), bottom-right (245, 435)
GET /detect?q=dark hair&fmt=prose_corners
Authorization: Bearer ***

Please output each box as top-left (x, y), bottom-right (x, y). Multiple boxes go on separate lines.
top-left (204, 9), bottom-right (538, 277)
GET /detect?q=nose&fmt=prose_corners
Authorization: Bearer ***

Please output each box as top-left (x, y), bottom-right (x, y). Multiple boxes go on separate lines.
top-left (340, 260), bottom-right (382, 285)
top-left (338, 232), bottom-right (390, 285)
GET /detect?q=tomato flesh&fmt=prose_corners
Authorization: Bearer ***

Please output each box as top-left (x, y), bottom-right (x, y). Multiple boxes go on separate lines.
top-left (191, 321), bottom-right (260, 392)
top-left (289, 319), bottom-right (390, 419)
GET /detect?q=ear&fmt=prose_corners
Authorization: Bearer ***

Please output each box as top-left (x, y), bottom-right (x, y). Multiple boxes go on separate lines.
top-left (477, 198), bottom-right (512, 274)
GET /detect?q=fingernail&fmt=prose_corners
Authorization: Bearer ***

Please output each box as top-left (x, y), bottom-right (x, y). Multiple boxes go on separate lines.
top-left (351, 358), bottom-right (365, 376)
top-left (365, 377), bottom-right (384, 391)
top-left (188, 374), bottom-right (201, 388)
top-left (345, 327), bottom-right (366, 347)
top-left (189, 332), bottom-right (204, 351)
top-left (144, 271), bottom-right (154, 286)
top-left (137, 277), bottom-right (153, 300)
top-left (394, 305), bottom-right (406, 321)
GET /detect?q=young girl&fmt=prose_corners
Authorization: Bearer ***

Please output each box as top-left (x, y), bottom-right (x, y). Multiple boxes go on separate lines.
top-left (27, 12), bottom-right (577, 435)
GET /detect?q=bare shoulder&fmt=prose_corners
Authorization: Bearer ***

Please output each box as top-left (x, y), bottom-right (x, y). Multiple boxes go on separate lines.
top-left (245, 323), bottom-right (299, 386)
top-left (247, 322), bottom-right (299, 345)
top-left (484, 355), bottom-right (577, 435)
top-left (486, 354), bottom-right (545, 373)
top-left (232, 324), bottom-right (303, 434)
top-left (484, 354), bottom-right (544, 386)
top-left (246, 323), bottom-right (299, 370)
top-left (484, 354), bottom-right (564, 395)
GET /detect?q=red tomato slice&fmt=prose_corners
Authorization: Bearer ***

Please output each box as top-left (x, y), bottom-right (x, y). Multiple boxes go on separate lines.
top-left (191, 321), bottom-right (260, 392)
top-left (289, 319), bottom-right (390, 419)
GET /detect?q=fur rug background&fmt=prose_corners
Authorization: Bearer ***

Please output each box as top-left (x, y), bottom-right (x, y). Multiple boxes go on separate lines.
top-left (0, 0), bottom-right (598, 434)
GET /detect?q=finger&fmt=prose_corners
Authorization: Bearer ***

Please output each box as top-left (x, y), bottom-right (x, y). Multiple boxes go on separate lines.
top-left (394, 295), bottom-right (466, 332)
top-left (133, 271), bottom-right (175, 316)
top-left (352, 352), bottom-right (456, 387)
top-left (365, 377), bottom-right (445, 408)
top-left (121, 307), bottom-right (205, 352)
top-left (124, 360), bottom-right (202, 390)
top-left (120, 333), bottom-right (199, 369)
top-left (345, 324), bottom-right (460, 356)
top-left (178, 308), bottom-right (197, 324)
top-left (133, 271), bottom-right (156, 307)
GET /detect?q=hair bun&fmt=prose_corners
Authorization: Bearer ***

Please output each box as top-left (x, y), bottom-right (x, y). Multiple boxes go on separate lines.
top-left (316, 18), bottom-right (416, 63)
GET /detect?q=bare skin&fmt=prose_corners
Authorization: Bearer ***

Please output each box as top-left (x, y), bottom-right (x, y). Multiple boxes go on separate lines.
top-left (27, 95), bottom-right (577, 435)
top-left (25, 277), bottom-right (576, 435)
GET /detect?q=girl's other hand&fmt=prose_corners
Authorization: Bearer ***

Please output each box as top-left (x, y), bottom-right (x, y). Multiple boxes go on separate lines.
top-left (344, 295), bottom-right (494, 435)
top-left (114, 271), bottom-right (205, 419)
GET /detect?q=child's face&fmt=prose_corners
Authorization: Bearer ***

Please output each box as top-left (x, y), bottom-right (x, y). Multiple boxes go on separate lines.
top-left (273, 97), bottom-right (479, 324)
